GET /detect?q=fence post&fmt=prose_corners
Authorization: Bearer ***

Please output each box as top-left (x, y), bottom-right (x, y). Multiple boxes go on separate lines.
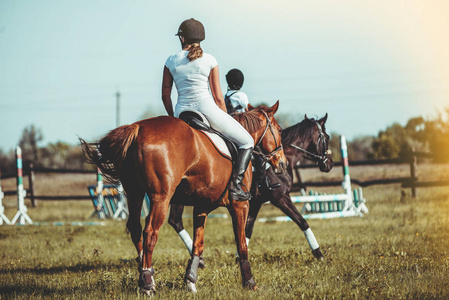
top-left (410, 148), bottom-right (417, 198)
top-left (28, 163), bottom-right (36, 207)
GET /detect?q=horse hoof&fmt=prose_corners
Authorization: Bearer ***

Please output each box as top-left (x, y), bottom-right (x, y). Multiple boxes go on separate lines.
top-left (186, 281), bottom-right (197, 293)
top-left (312, 248), bottom-right (324, 261)
top-left (140, 287), bottom-right (156, 297)
top-left (199, 256), bottom-right (205, 269)
top-left (243, 277), bottom-right (257, 290)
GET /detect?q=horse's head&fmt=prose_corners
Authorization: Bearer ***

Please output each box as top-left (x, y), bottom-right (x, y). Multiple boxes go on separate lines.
top-left (246, 101), bottom-right (287, 174)
top-left (302, 113), bottom-right (334, 172)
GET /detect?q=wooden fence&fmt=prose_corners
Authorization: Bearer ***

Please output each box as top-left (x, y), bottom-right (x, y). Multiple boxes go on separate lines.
top-left (294, 150), bottom-right (449, 197)
top-left (1, 164), bottom-right (96, 207)
top-left (1, 151), bottom-right (448, 207)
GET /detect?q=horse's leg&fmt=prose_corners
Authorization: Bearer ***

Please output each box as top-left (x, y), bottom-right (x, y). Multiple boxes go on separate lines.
top-left (184, 205), bottom-right (209, 293)
top-left (139, 195), bottom-right (171, 295)
top-left (168, 204), bottom-right (192, 252)
top-left (232, 197), bottom-right (264, 260)
top-left (120, 179), bottom-right (145, 264)
top-left (245, 197), bottom-right (265, 245)
top-left (272, 195), bottom-right (324, 260)
top-left (228, 200), bottom-right (257, 290)
top-left (169, 203), bottom-right (206, 269)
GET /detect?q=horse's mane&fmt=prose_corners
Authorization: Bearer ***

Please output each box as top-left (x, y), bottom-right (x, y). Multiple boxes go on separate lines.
top-left (282, 118), bottom-right (319, 145)
top-left (233, 108), bottom-right (264, 134)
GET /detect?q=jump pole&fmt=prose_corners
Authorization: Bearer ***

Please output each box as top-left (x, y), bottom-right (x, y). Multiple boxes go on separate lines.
top-left (0, 167), bottom-right (11, 225)
top-left (11, 146), bottom-right (33, 225)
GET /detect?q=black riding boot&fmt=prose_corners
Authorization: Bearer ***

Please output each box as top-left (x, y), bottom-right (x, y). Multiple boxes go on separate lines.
top-left (254, 155), bottom-right (280, 191)
top-left (229, 148), bottom-right (253, 201)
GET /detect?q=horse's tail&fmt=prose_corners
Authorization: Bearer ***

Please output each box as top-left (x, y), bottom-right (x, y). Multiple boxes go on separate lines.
top-left (79, 123), bottom-right (140, 184)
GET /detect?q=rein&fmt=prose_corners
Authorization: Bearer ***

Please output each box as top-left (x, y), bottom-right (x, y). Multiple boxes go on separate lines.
top-left (252, 110), bottom-right (283, 161)
top-left (289, 120), bottom-right (331, 164)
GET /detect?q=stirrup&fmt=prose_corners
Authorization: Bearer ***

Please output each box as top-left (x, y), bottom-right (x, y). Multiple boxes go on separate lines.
top-left (267, 182), bottom-right (281, 190)
top-left (259, 177), bottom-right (280, 191)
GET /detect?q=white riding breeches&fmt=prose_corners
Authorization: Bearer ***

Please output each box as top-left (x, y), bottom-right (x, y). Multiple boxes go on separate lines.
top-left (175, 99), bottom-right (254, 149)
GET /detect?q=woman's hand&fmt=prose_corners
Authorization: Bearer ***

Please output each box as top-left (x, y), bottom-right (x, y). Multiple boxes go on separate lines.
top-left (162, 66), bottom-right (174, 116)
top-left (209, 66), bottom-right (226, 112)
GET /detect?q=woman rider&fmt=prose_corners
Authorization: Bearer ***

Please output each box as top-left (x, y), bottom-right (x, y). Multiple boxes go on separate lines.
top-left (161, 18), bottom-right (254, 201)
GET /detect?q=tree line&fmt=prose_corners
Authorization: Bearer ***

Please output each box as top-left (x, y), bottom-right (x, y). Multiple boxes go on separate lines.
top-left (1, 109), bottom-right (448, 174)
top-left (328, 108), bottom-right (449, 163)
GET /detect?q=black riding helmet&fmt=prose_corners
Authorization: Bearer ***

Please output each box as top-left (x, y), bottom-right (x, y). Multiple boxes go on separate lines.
top-left (226, 69), bottom-right (244, 90)
top-left (175, 18), bottom-right (205, 43)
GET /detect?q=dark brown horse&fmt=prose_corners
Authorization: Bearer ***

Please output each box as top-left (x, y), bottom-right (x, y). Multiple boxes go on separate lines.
top-left (168, 114), bottom-right (333, 263)
top-left (80, 102), bottom-right (286, 295)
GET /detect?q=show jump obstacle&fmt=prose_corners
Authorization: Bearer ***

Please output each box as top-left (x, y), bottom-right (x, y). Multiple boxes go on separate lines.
top-left (0, 146), bottom-right (105, 226)
top-left (1, 135), bottom-right (367, 225)
top-left (10, 146), bottom-right (33, 225)
top-left (87, 167), bottom-right (144, 220)
top-left (259, 135), bottom-right (369, 222)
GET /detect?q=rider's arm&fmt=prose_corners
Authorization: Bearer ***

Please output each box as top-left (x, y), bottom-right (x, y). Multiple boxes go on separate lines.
top-left (241, 92), bottom-right (249, 112)
top-left (209, 66), bottom-right (226, 112)
top-left (162, 66), bottom-right (174, 117)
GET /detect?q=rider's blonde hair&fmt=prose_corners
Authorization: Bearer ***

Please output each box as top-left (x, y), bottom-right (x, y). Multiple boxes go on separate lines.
top-left (184, 42), bottom-right (203, 61)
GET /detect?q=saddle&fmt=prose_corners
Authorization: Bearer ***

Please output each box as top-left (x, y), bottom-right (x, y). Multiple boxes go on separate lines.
top-left (179, 110), bottom-right (238, 161)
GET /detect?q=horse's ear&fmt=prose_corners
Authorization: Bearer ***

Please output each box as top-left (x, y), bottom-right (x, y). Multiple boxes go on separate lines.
top-left (304, 114), bottom-right (308, 120)
top-left (268, 100), bottom-right (279, 115)
top-left (247, 103), bottom-right (255, 110)
top-left (319, 113), bottom-right (328, 125)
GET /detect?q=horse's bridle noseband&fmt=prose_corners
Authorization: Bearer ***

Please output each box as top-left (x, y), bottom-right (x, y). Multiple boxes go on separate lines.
top-left (289, 120), bottom-right (331, 164)
top-left (252, 110), bottom-right (283, 162)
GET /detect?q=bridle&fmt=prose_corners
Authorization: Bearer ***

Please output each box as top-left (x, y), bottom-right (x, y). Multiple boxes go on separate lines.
top-left (252, 110), bottom-right (283, 162)
top-left (289, 120), bottom-right (331, 164)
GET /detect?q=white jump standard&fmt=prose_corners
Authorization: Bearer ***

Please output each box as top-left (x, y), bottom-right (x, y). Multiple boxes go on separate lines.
top-left (11, 146), bottom-right (33, 225)
top-left (259, 135), bottom-right (368, 222)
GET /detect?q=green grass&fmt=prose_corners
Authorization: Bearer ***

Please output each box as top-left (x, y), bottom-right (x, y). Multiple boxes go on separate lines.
top-left (1, 169), bottom-right (449, 299)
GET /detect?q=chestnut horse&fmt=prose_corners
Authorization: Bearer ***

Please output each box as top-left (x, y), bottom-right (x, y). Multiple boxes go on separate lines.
top-left (168, 114), bottom-right (333, 263)
top-left (80, 102), bottom-right (286, 295)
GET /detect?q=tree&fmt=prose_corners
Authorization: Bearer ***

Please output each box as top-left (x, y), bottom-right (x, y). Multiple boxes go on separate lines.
top-left (426, 109), bottom-right (449, 163)
top-left (0, 148), bottom-right (15, 174)
top-left (348, 136), bottom-right (375, 161)
top-left (18, 125), bottom-right (43, 165)
top-left (370, 133), bottom-right (401, 159)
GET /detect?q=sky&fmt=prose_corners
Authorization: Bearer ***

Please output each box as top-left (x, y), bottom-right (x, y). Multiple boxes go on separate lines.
top-left (1, 0), bottom-right (448, 152)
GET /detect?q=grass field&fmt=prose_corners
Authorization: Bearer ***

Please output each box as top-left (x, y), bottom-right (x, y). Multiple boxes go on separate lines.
top-left (1, 164), bottom-right (449, 299)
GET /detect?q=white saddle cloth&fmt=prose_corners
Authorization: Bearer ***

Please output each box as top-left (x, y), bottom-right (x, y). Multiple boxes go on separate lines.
top-left (186, 110), bottom-right (232, 159)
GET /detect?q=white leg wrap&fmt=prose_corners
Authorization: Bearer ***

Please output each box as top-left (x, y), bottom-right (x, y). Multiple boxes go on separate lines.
top-left (303, 228), bottom-right (319, 250)
top-left (179, 229), bottom-right (193, 254)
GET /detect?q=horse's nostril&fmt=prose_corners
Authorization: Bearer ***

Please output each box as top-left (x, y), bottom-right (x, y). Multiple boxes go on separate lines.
top-left (279, 160), bottom-right (286, 173)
